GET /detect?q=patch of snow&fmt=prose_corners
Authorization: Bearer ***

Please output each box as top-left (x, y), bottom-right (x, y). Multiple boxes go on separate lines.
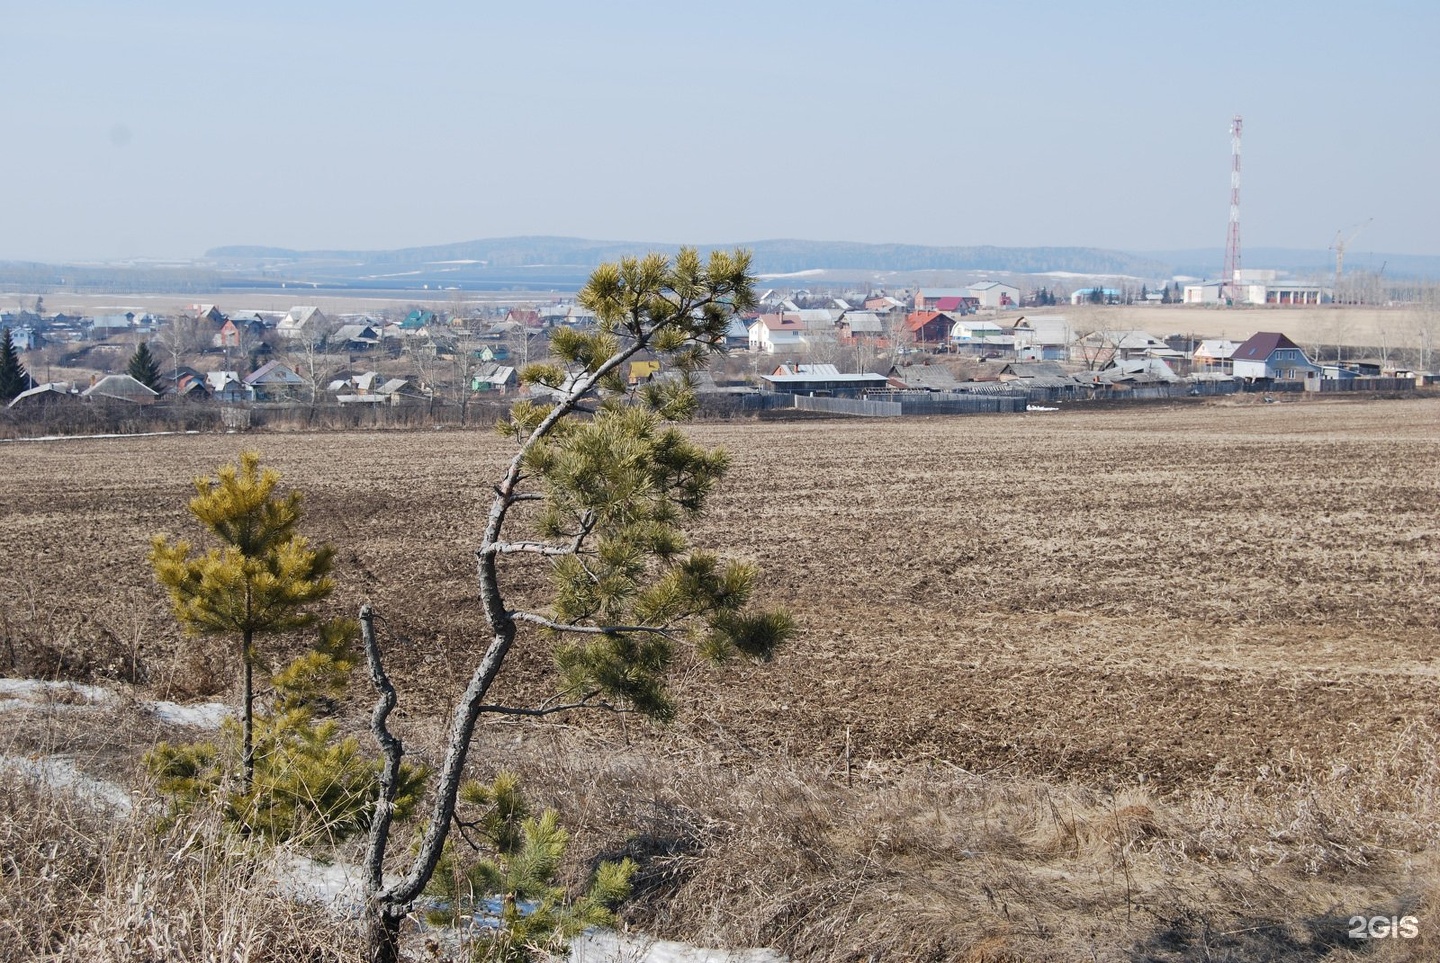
top-left (0, 754), bottom-right (134, 812)
top-left (151, 700), bottom-right (231, 728)
top-left (570, 932), bottom-right (788, 963)
top-left (1026, 405), bottom-right (1059, 412)
top-left (271, 854), bottom-right (380, 912)
top-left (0, 677), bottom-right (228, 729)
top-left (754, 269), bottom-right (826, 280)
top-left (0, 678), bottom-right (115, 704)
top-left (2, 430), bottom-right (201, 444)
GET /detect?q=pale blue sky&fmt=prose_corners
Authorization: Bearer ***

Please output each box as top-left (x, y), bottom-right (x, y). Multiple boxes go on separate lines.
top-left (2, 0), bottom-right (1436, 261)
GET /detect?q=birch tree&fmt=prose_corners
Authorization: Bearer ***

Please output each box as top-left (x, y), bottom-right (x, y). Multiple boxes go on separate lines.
top-left (360, 249), bottom-right (793, 962)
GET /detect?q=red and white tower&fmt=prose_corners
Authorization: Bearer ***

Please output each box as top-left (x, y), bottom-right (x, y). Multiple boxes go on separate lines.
top-left (1222, 115), bottom-right (1243, 302)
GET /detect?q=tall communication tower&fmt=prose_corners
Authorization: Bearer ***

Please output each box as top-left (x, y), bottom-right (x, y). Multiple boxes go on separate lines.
top-left (1222, 115), bottom-right (1243, 302)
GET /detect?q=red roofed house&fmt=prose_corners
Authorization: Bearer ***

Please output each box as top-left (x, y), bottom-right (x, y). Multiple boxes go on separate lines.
top-left (904, 311), bottom-right (955, 345)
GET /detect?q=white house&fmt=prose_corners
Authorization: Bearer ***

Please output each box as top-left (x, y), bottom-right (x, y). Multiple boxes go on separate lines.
top-left (747, 315), bottom-right (807, 353)
top-left (275, 306), bottom-right (329, 341)
top-left (951, 319), bottom-right (1003, 342)
top-left (1012, 315), bottom-right (1073, 361)
top-left (1193, 339), bottom-right (1241, 372)
top-left (1183, 282), bottom-right (1224, 304)
top-left (968, 281), bottom-right (1020, 308)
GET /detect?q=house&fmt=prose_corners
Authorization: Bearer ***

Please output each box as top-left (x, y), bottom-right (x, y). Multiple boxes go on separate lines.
top-left (1012, 316), bottom-right (1072, 361)
top-left (275, 306), bottom-right (329, 341)
top-left (331, 323), bottom-right (384, 352)
top-left (1193, 339), bottom-right (1241, 372)
top-left (244, 360), bottom-right (308, 399)
top-left (761, 364), bottom-right (889, 397)
top-left (748, 314), bottom-right (807, 353)
top-left (401, 310), bottom-right (436, 331)
top-left (914, 288), bottom-right (970, 311)
top-left (503, 309), bottom-right (543, 329)
top-left (997, 361), bottom-right (1085, 389)
top-left (88, 313), bottom-right (136, 339)
top-left (1231, 332), bottom-right (1321, 381)
top-left (471, 363), bottom-right (518, 393)
top-left (328, 371), bottom-right (380, 393)
top-left (968, 281), bottom-right (1020, 309)
top-left (190, 304), bottom-right (226, 325)
top-left (7, 382), bottom-right (80, 409)
top-left (629, 360), bottom-right (661, 384)
top-left (170, 372), bottom-right (211, 400)
top-left (887, 364), bottom-right (960, 392)
top-left (864, 295), bottom-right (906, 313)
top-left (932, 295), bottom-right (977, 315)
top-left (8, 325), bottom-right (43, 351)
top-left (1070, 287), bottom-right (1122, 305)
top-left (837, 312), bottom-right (883, 344)
top-left (904, 311), bottom-right (955, 345)
top-left (1182, 281), bottom-right (1225, 305)
top-left (205, 370), bottom-right (253, 402)
top-left (1077, 329), bottom-right (1181, 362)
top-left (722, 316), bottom-right (751, 350)
top-left (951, 319), bottom-right (1003, 342)
top-left (83, 374), bottom-right (159, 405)
top-left (376, 378), bottom-right (428, 404)
top-left (1099, 358), bottom-right (1182, 384)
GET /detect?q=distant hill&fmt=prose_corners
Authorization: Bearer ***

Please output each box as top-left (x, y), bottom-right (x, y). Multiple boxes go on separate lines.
top-left (5, 237), bottom-right (1433, 297)
top-left (206, 237), bottom-right (1176, 280)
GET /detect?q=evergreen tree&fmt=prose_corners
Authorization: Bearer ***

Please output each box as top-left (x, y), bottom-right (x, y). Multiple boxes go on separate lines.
top-left (127, 341), bottom-right (163, 392)
top-left (145, 631), bottom-right (427, 842)
top-left (424, 773), bottom-right (635, 962)
top-left (360, 249), bottom-right (794, 962)
top-left (0, 326), bottom-right (30, 401)
top-left (150, 452), bottom-right (336, 788)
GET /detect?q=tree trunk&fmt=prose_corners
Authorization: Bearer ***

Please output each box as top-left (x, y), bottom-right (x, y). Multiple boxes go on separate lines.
top-left (242, 630), bottom-right (254, 789)
top-left (366, 901), bottom-right (404, 963)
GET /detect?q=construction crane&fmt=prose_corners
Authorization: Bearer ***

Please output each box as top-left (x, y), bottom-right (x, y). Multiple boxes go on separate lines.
top-left (1330, 218), bottom-right (1372, 298)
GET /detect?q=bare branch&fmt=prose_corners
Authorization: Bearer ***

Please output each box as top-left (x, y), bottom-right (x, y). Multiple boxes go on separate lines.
top-left (477, 697), bottom-right (630, 718)
top-left (481, 541), bottom-right (577, 558)
top-left (509, 610), bottom-right (679, 638)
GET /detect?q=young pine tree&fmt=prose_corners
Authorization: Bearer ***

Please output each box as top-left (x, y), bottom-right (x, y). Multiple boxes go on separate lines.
top-left (361, 250), bottom-right (794, 962)
top-left (424, 772), bottom-right (635, 963)
top-left (151, 452), bottom-right (335, 787)
top-left (0, 326), bottom-right (30, 401)
top-left (127, 340), bottom-right (163, 392)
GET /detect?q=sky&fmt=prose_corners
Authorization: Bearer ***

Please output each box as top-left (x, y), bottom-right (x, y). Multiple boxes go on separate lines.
top-left (2, 0), bottom-right (1438, 262)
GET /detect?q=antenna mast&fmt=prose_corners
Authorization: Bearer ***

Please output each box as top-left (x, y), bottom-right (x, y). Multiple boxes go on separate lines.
top-left (1222, 115), bottom-right (1243, 303)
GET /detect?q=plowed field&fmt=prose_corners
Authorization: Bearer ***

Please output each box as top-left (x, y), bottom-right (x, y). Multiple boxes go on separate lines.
top-left (3, 396), bottom-right (1437, 795)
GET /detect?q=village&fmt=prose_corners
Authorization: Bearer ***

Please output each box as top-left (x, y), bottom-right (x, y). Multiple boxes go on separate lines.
top-left (0, 278), bottom-right (1431, 425)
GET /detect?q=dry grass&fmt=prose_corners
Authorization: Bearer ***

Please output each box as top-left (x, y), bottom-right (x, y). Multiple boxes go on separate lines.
top-left (0, 728), bottom-right (365, 962)
top-left (1, 396), bottom-right (1438, 959)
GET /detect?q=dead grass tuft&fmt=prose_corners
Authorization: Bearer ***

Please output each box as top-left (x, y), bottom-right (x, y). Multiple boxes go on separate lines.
top-left (0, 766), bottom-right (364, 962)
